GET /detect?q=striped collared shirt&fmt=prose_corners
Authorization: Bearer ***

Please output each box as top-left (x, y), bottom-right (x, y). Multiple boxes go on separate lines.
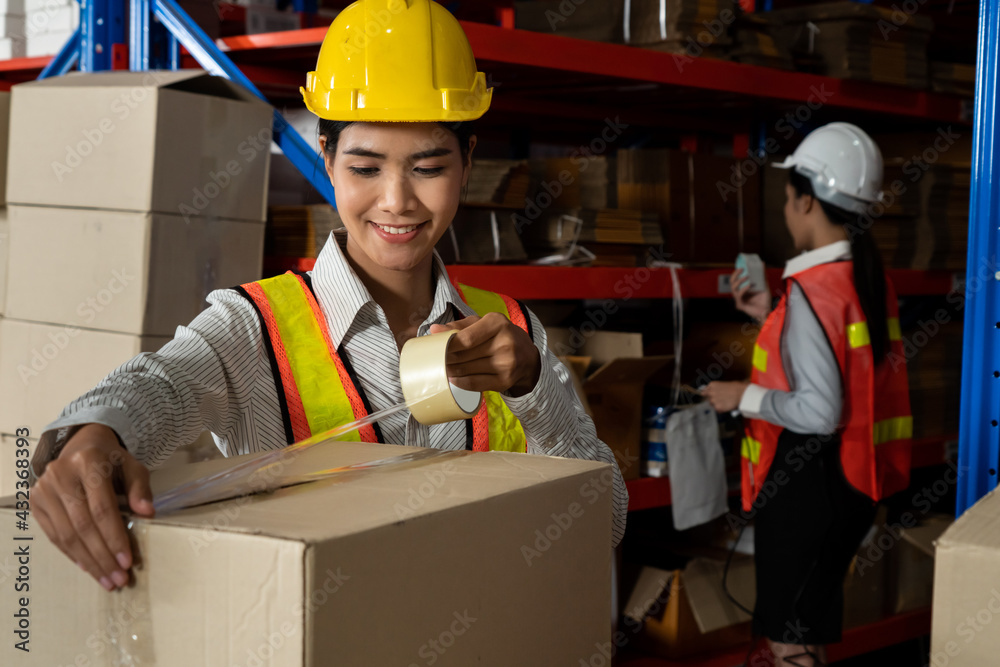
top-left (36, 232), bottom-right (628, 545)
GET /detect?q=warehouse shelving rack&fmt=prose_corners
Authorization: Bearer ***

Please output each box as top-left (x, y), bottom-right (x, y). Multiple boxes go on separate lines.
top-left (10, 0), bottom-right (988, 664)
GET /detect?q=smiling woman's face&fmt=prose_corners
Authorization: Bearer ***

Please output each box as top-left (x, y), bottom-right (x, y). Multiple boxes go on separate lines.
top-left (321, 122), bottom-right (474, 273)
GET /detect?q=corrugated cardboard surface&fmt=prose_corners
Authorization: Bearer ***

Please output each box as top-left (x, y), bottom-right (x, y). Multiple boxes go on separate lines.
top-left (0, 318), bottom-right (170, 435)
top-left (892, 517), bottom-right (951, 615)
top-left (931, 488), bottom-right (1000, 665)
top-left (0, 92), bottom-right (9, 206)
top-left (6, 442), bottom-right (613, 665)
top-left (6, 205), bottom-right (264, 335)
top-left (7, 70), bottom-right (271, 221)
top-left (0, 207), bottom-right (8, 315)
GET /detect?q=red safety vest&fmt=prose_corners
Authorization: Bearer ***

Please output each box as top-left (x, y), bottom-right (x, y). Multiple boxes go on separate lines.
top-left (741, 261), bottom-right (912, 512)
top-left (236, 271), bottom-right (529, 452)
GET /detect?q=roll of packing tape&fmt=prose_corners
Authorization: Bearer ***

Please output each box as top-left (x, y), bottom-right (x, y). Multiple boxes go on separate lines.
top-left (399, 330), bottom-right (483, 425)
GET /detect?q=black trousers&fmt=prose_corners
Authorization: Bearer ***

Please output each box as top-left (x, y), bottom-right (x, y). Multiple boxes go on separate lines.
top-left (752, 430), bottom-right (878, 645)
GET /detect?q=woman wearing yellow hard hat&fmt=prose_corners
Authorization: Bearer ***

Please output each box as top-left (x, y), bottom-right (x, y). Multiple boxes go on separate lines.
top-left (29, 0), bottom-right (627, 590)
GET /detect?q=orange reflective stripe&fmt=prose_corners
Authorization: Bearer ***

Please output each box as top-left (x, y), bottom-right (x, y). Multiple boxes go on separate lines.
top-left (293, 274), bottom-right (378, 443)
top-left (242, 281), bottom-right (312, 443)
top-left (472, 403), bottom-right (490, 452)
top-left (499, 293), bottom-right (528, 332)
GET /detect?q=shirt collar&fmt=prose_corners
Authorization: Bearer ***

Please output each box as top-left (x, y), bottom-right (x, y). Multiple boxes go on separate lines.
top-left (310, 231), bottom-right (474, 349)
top-left (782, 240), bottom-right (852, 279)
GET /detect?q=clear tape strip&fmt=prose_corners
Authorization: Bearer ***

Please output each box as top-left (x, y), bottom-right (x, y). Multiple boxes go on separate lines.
top-left (153, 395), bottom-right (449, 515)
top-left (108, 520), bottom-right (154, 666)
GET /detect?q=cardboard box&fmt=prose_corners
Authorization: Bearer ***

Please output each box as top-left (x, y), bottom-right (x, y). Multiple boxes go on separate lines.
top-left (25, 5), bottom-right (77, 36)
top-left (842, 523), bottom-right (889, 629)
top-left (546, 329), bottom-right (672, 480)
top-left (0, 209), bottom-right (8, 315)
top-left (890, 516), bottom-right (951, 615)
top-left (0, 318), bottom-right (170, 435)
top-left (625, 557), bottom-right (754, 660)
top-left (932, 488), bottom-right (1000, 665)
top-left (4, 440), bottom-right (613, 665)
top-left (7, 70), bottom-right (271, 222)
top-left (24, 28), bottom-right (72, 56)
top-left (617, 149), bottom-right (761, 263)
top-left (0, 36), bottom-right (25, 59)
top-left (6, 205), bottom-right (264, 335)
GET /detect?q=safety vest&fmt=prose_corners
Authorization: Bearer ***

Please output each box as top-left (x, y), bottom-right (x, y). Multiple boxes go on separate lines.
top-left (741, 261), bottom-right (912, 512)
top-left (235, 271), bottom-right (528, 453)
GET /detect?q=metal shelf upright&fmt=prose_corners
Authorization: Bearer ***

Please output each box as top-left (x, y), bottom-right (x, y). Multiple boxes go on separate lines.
top-left (958, 0), bottom-right (1000, 515)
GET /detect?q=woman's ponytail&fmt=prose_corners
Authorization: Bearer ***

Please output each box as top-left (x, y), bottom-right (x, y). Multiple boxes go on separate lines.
top-left (788, 170), bottom-right (889, 364)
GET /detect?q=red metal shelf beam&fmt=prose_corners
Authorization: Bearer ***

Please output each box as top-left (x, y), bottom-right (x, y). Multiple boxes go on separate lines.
top-left (263, 259), bottom-right (959, 300)
top-left (213, 22), bottom-right (968, 123)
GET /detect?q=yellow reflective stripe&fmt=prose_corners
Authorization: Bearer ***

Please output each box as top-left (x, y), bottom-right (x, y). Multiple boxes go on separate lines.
top-left (873, 416), bottom-right (913, 446)
top-left (887, 318), bottom-right (902, 342)
top-left (258, 275), bottom-right (359, 441)
top-left (752, 344), bottom-right (768, 374)
top-left (459, 283), bottom-right (511, 320)
top-left (741, 436), bottom-right (761, 465)
top-left (456, 283), bottom-right (527, 452)
top-left (847, 322), bottom-right (871, 349)
top-left (484, 392), bottom-right (527, 453)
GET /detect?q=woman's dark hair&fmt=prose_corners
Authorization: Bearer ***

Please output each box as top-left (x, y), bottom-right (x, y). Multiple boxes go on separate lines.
top-left (788, 169), bottom-right (889, 365)
top-left (318, 120), bottom-right (476, 163)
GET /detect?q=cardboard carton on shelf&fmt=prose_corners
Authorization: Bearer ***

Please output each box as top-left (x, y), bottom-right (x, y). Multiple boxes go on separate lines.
top-left (617, 148), bottom-right (760, 264)
top-left (7, 70), bottom-right (271, 222)
top-left (6, 205), bottom-right (264, 336)
top-left (932, 488), bottom-right (1000, 665)
top-left (4, 440), bottom-right (614, 666)
top-left (547, 329), bottom-right (672, 481)
top-left (0, 318), bottom-right (171, 436)
top-left (624, 556), bottom-right (754, 660)
top-left (889, 515), bottom-right (951, 616)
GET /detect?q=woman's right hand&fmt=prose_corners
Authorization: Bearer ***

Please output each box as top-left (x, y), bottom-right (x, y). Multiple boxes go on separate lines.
top-left (32, 423), bottom-right (154, 591)
top-left (732, 268), bottom-right (771, 323)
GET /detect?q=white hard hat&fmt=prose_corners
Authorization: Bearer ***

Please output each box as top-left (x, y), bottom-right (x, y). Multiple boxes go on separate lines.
top-left (773, 122), bottom-right (884, 215)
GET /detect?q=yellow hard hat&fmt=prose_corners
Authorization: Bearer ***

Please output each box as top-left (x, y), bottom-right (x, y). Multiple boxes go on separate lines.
top-left (301, 0), bottom-right (492, 122)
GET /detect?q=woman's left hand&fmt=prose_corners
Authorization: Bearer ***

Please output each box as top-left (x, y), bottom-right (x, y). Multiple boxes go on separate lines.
top-left (429, 313), bottom-right (541, 397)
top-left (702, 381), bottom-right (750, 413)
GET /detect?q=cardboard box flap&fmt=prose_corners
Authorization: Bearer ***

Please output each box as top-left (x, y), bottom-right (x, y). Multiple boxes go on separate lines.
top-left (682, 557), bottom-right (754, 634)
top-left (142, 440), bottom-right (610, 544)
top-left (900, 516), bottom-right (953, 558)
top-left (938, 487), bottom-right (1000, 551)
top-left (546, 329), bottom-right (643, 366)
top-left (623, 566), bottom-right (673, 624)
top-left (23, 69), bottom-right (207, 89)
top-left (586, 355), bottom-right (673, 386)
top-left (19, 69), bottom-right (264, 105)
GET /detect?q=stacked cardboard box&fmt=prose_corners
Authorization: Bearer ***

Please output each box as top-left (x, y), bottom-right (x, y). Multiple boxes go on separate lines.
top-left (768, 2), bottom-right (933, 89)
top-left (23, 0), bottom-right (77, 57)
top-left (514, 0), bottom-right (624, 42)
top-left (624, 0), bottom-right (736, 58)
top-left (729, 12), bottom-right (794, 70)
top-left (516, 207), bottom-right (663, 267)
top-left (0, 0), bottom-right (25, 59)
top-left (930, 61), bottom-right (975, 97)
top-left (0, 71), bottom-right (271, 445)
top-left (465, 158), bottom-right (530, 208)
top-left (617, 148), bottom-right (760, 264)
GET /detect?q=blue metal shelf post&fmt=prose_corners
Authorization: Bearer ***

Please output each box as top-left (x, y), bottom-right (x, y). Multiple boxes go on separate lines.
top-left (958, 0), bottom-right (1000, 514)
